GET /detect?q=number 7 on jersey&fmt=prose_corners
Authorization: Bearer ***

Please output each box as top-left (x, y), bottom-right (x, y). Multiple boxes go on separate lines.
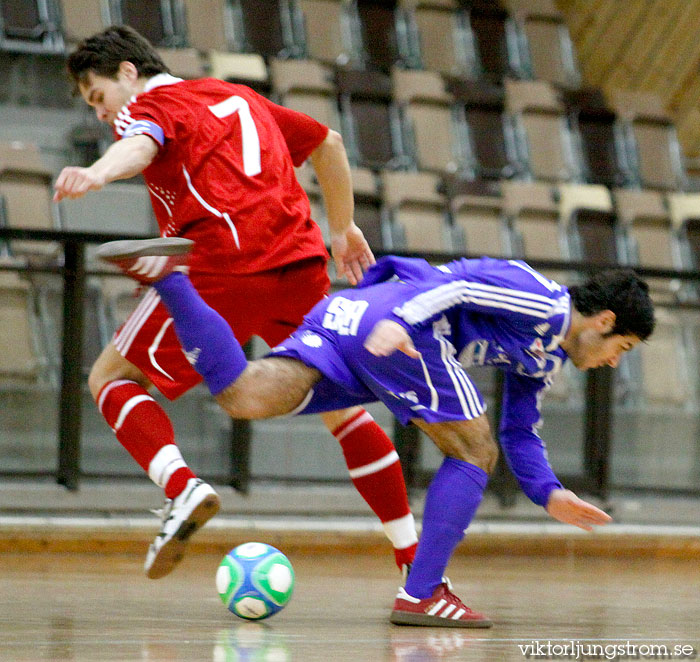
top-left (208, 96), bottom-right (262, 176)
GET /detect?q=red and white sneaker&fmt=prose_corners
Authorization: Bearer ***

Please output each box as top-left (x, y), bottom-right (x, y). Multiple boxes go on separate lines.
top-left (96, 237), bottom-right (193, 285)
top-left (390, 581), bottom-right (492, 628)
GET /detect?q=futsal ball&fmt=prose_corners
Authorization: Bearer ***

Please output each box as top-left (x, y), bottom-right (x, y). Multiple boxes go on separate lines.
top-left (216, 542), bottom-right (295, 620)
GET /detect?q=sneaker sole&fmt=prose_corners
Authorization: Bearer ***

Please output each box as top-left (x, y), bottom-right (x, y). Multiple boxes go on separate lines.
top-left (96, 237), bottom-right (194, 262)
top-left (145, 492), bottom-right (221, 580)
top-left (390, 610), bottom-right (493, 628)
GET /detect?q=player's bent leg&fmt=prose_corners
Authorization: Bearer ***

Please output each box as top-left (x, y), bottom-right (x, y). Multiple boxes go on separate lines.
top-left (321, 407), bottom-right (418, 572)
top-left (90, 344), bottom-right (220, 580)
top-left (214, 357), bottom-right (322, 419)
top-left (391, 415), bottom-right (495, 628)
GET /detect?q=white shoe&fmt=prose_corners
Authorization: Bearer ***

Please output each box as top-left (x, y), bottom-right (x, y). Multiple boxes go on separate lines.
top-left (144, 478), bottom-right (220, 579)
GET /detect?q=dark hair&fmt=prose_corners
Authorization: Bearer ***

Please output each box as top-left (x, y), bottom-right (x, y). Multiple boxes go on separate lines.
top-left (569, 269), bottom-right (655, 340)
top-left (67, 25), bottom-right (169, 93)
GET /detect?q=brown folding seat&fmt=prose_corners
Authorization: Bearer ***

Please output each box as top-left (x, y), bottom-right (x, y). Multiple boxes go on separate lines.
top-left (0, 141), bottom-right (58, 257)
top-left (404, 0), bottom-right (470, 77)
top-left (613, 188), bottom-right (677, 302)
top-left (561, 87), bottom-right (633, 188)
top-left (557, 183), bottom-right (620, 266)
top-left (182, 0), bottom-right (230, 51)
top-left (298, 0), bottom-right (355, 66)
top-left (381, 170), bottom-right (453, 252)
top-left (0, 265), bottom-right (46, 385)
top-left (462, 0), bottom-right (525, 82)
top-left (392, 68), bottom-right (463, 175)
top-left (60, 0), bottom-right (104, 44)
top-left (336, 69), bottom-right (408, 170)
top-left (270, 58), bottom-right (341, 132)
top-left (208, 51), bottom-right (270, 96)
top-left (667, 192), bottom-right (700, 273)
top-left (156, 48), bottom-right (206, 79)
top-left (609, 89), bottom-right (687, 191)
top-left (505, 0), bottom-right (580, 87)
top-left (447, 77), bottom-right (520, 181)
top-left (1, 0), bottom-right (63, 51)
top-left (446, 178), bottom-right (506, 257)
top-left (505, 79), bottom-right (580, 183)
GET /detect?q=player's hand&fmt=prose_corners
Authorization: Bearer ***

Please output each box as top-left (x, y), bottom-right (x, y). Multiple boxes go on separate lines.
top-left (330, 223), bottom-right (376, 286)
top-left (53, 166), bottom-right (106, 202)
top-left (545, 489), bottom-right (612, 531)
top-left (364, 319), bottom-right (421, 359)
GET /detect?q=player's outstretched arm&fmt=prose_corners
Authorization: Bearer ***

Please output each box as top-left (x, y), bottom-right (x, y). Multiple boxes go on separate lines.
top-left (310, 130), bottom-right (375, 285)
top-left (364, 319), bottom-right (421, 359)
top-left (545, 488), bottom-right (612, 531)
top-left (53, 135), bottom-right (158, 202)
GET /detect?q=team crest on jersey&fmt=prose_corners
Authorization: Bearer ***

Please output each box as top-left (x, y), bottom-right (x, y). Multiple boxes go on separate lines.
top-left (534, 322), bottom-right (551, 336)
top-left (300, 331), bottom-right (323, 348)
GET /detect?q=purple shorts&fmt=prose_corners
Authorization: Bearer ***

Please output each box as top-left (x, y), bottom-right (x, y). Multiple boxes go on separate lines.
top-left (270, 283), bottom-right (486, 425)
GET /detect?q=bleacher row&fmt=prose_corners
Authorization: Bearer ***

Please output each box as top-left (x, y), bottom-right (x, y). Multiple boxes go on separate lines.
top-left (1, 0), bottom-right (700, 413)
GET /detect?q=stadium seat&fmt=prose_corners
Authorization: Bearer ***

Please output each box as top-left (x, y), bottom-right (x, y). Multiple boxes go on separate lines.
top-left (447, 77), bottom-right (520, 181)
top-left (182, 0), bottom-right (230, 51)
top-left (0, 0), bottom-right (63, 52)
top-left (298, 0), bottom-right (355, 66)
top-left (613, 187), bottom-right (677, 301)
top-left (392, 68), bottom-right (464, 175)
top-left (667, 192), bottom-right (700, 274)
top-left (156, 48), bottom-right (206, 79)
top-left (505, 78), bottom-right (580, 182)
top-left (381, 170), bottom-right (453, 252)
top-left (557, 183), bottom-right (621, 265)
top-left (228, 0), bottom-right (303, 58)
top-left (445, 178), bottom-right (507, 257)
top-left (114, 0), bottom-right (186, 48)
top-left (352, 0), bottom-right (419, 71)
top-left (505, 0), bottom-right (581, 88)
top-left (463, 0), bottom-right (525, 82)
top-left (609, 89), bottom-right (688, 191)
top-left (336, 69), bottom-right (409, 170)
top-left (59, 0), bottom-right (105, 44)
top-left (208, 51), bottom-right (270, 95)
top-left (405, 0), bottom-right (471, 77)
top-left (0, 265), bottom-right (46, 385)
top-left (270, 58), bottom-right (341, 131)
top-left (562, 87), bottom-right (634, 188)
top-left (0, 141), bottom-right (58, 257)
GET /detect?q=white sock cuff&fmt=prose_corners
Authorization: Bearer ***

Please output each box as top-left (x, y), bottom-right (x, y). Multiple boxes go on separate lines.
top-left (148, 444), bottom-right (188, 489)
top-left (97, 379), bottom-right (139, 415)
top-left (383, 513), bottom-right (418, 549)
top-left (334, 410), bottom-right (373, 442)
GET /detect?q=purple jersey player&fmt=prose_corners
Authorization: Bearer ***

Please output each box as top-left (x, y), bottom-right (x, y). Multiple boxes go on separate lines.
top-left (96, 237), bottom-right (655, 628)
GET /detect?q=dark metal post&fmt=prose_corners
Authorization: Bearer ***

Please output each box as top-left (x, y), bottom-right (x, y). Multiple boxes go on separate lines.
top-left (228, 341), bottom-right (253, 493)
top-left (583, 366), bottom-right (614, 498)
top-left (57, 239), bottom-right (85, 490)
top-left (393, 420), bottom-right (421, 494)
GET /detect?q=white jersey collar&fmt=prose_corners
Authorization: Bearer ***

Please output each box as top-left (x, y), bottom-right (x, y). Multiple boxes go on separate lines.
top-left (144, 73), bottom-right (184, 93)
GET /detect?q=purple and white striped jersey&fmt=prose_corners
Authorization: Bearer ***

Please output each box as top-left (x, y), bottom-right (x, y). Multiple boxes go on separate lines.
top-left (273, 256), bottom-right (572, 506)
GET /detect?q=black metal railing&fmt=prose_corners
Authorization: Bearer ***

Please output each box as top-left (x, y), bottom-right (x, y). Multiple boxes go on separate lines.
top-left (2, 227), bottom-right (700, 502)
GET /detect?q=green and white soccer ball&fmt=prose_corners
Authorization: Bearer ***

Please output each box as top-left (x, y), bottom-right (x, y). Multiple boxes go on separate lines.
top-left (216, 542), bottom-right (295, 620)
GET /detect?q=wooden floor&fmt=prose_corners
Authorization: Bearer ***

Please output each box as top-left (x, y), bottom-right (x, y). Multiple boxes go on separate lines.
top-left (1, 550), bottom-right (698, 661)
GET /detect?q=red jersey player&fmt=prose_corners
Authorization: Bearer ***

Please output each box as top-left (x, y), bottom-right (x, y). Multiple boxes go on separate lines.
top-left (54, 26), bottom-right (417, 579)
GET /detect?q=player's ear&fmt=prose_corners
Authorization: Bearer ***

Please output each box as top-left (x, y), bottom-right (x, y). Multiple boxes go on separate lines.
top-left (118, 61), bottom-right (139, 81)
top-left (594, 310), bottom-right (616, 334)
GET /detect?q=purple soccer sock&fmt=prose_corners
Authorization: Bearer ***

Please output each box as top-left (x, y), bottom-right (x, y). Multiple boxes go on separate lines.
top-left (152, 272), bottom-right (247, 394)
top-left (404, 457), bottom-right (488, 599)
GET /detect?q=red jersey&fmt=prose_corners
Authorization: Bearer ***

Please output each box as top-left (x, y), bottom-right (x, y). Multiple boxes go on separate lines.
top-left (114, 74), bottom-right (329, 274)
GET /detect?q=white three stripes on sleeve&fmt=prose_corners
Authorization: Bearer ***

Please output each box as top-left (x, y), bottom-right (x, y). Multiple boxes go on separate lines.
top-left (393, 280), bottom-right (557, 326)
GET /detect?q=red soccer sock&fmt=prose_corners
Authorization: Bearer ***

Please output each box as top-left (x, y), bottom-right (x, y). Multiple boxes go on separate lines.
top-left (332, 410), bottom-right (418, 569)
top-left (97, 380), bottom-right (196, 499)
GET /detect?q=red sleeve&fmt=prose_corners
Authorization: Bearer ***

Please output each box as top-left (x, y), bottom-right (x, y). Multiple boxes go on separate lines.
top-left (257, 95), bottom-right (329, 166)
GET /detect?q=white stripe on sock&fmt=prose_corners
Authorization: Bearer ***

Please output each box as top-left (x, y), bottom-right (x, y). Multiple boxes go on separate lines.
top-left (382, 513), bottom-right (418, 549)
top-left (98, 379), bottom-right (137, 415)
top-left (334, 411), bottom-right (373, 442)
top-left (148, 444), bottom-right (188, 488)
top-left (114, 394), bottom-right (154, 431)
top-left (348, 450), bottom-right (399, 479)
